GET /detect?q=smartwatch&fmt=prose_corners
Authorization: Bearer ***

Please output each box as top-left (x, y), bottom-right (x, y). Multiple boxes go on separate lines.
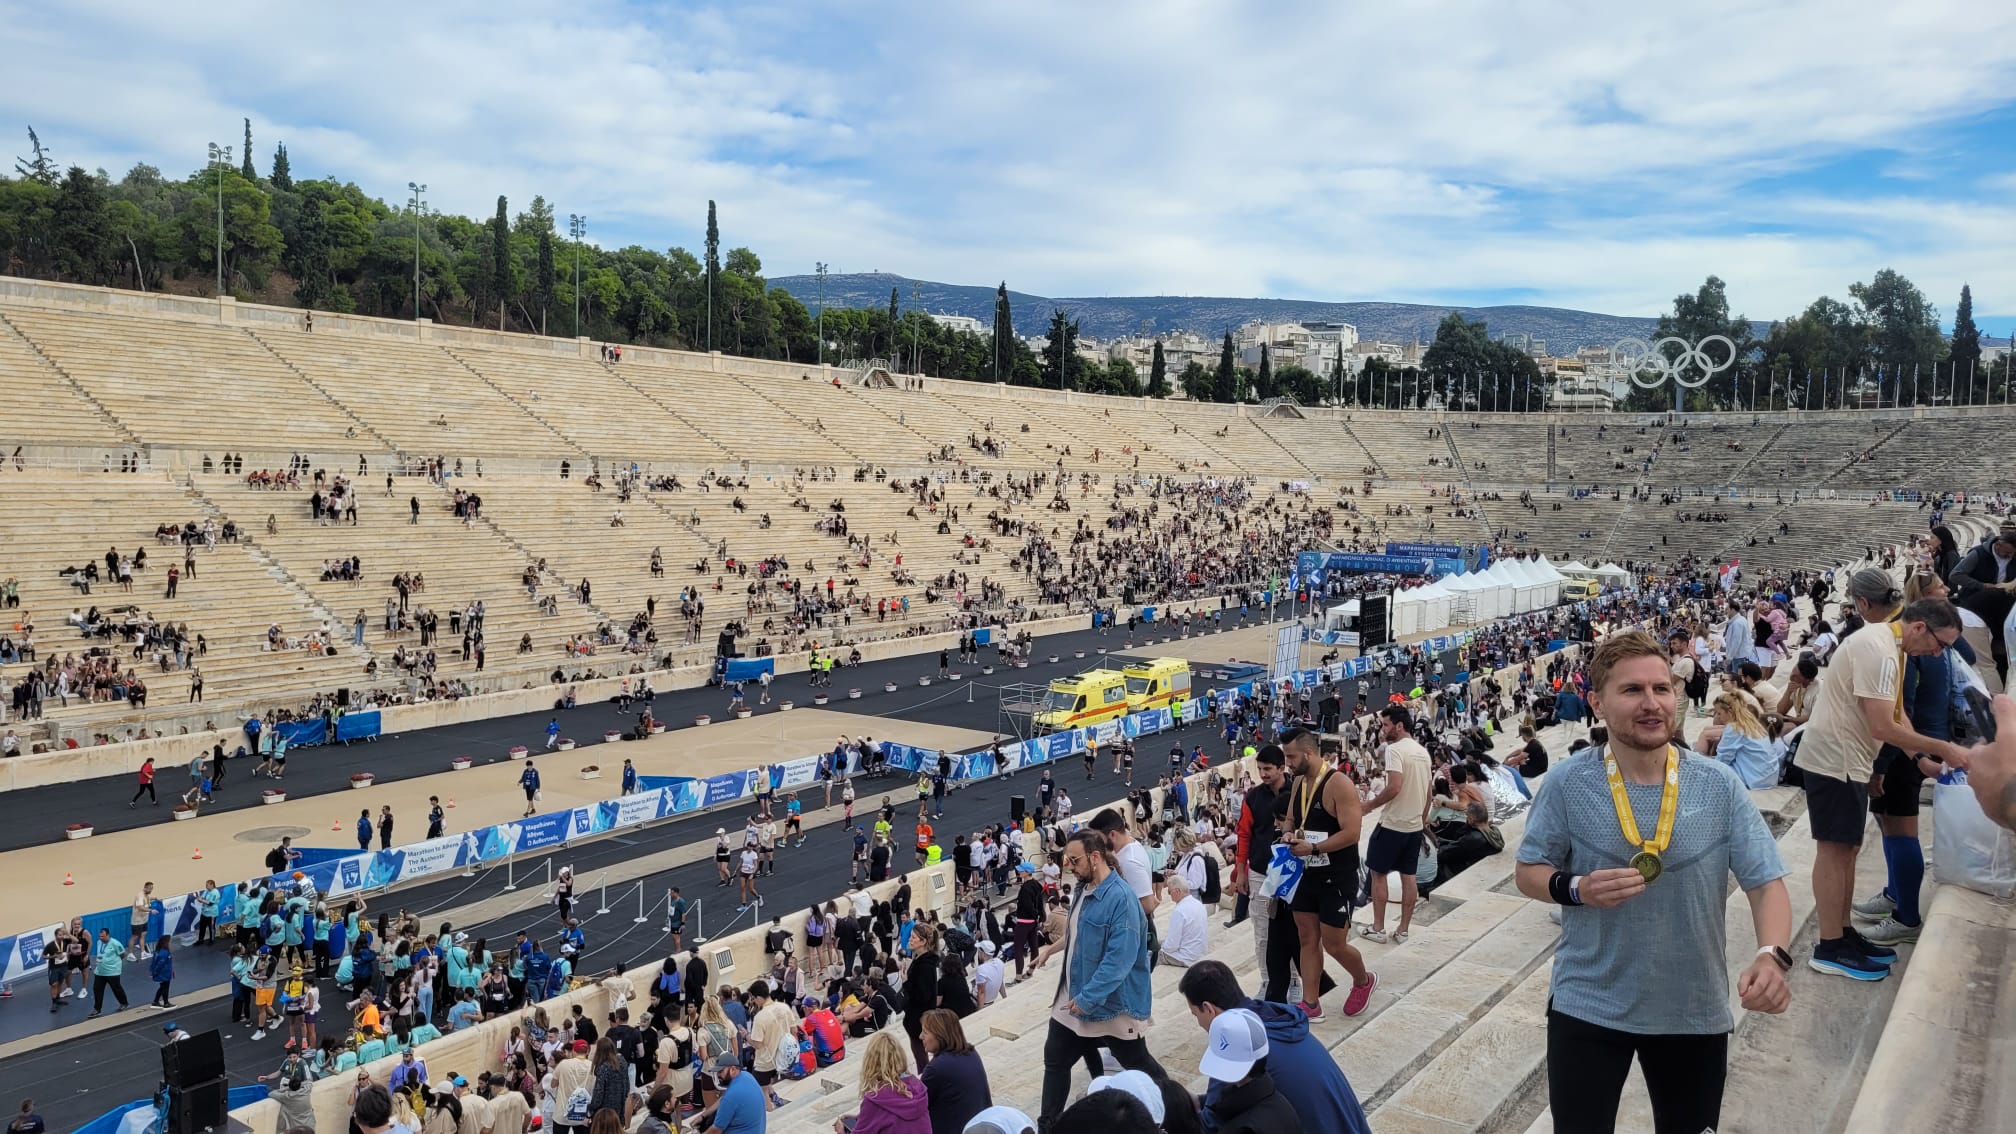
top-left (1757, 945), bottom-right (1792, 972)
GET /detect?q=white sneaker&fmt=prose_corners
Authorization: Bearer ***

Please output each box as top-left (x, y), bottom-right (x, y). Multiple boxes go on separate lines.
top-left (251, 1030), bottom-right (266, 1041)
top-left (1860, 916), bottom-right (1921, 946)
top-left (1852, 891), bottom-right (1896, 922)
top-left (60, 988), bottom-right (74, 999)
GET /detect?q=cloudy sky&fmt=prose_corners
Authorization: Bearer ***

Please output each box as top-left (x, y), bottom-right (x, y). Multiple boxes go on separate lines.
top-left (8, 0), bottom-right (2016, 328)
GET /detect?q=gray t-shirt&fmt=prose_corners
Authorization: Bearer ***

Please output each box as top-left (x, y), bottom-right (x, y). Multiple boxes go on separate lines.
top-left (1518, 749), bottom-right (1785, 1035)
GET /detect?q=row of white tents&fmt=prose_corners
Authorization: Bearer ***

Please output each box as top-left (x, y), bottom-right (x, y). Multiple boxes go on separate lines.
top-left (1323, 557), bottom-right (1636, 638)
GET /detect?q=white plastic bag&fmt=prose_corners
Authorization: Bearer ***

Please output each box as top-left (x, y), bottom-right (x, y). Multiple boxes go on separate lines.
top-left (1932, 771), bottom-right (2016, 898)
top-left (1258, 842), bottom-right (1304, 902)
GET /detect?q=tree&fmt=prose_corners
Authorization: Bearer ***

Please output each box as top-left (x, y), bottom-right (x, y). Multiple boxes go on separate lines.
top-left (1951, 284), bottom-right (1982, 405)
top-left (991, 282), bottom-right (1014, 381)
top-left (1215, 332), bottom-right (1237, 403)
top-left (1760, 296), bottom-right (1866, 409)
top-left (241, 119), bottom-right (255, 180)
top-left (269, 143), bottom-right (292, 190)
top-left (1146, 340), bottom-right (1169, 397)
top-left (489, 195), bottom-right (511, 330)
top-left (704, 200), bottom-right (720, 350)
top-left (291, 192), bottom-right (332, 310)
top-left (1331, 346), bottom-right (1347, 404)
top-left (535, 226), bottom-right (556, 335)
top-left (1040, 308), bottom-right (1087, 390)
top-left (1651, 275), bottom-right (1757, 408)
top-left (15, 126), bottom-right (57, 185)
top-left (1179, 359), bottom-right (1213, 401)
top-left (1255, 343), bottom-right (1274, 400)
top-left (1850, 269), bottom-right (1944, 404)
top-left (49, 166), bottom-right (114, 285)
top-left (1275, 364), bottom-right (1322, 405)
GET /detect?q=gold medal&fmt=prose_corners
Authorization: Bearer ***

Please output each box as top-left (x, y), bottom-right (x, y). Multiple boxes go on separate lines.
top-left (1604, 745), bottom-right (1680, 884)
top-left (1630, 850), bottom-right (1663, 883)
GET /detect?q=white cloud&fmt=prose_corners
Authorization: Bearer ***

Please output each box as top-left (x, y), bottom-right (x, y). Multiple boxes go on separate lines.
top-left (4, 0), bottom-right (2015, 319)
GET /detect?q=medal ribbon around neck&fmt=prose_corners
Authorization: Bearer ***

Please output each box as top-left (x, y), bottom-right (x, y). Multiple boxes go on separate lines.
top-left (1603, 744), bottom-right (1679, 882)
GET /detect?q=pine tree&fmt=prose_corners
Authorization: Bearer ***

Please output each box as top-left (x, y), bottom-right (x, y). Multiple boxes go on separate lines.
top-left (1214, 332), bottom-right (1237, 403)
top-left (1256, 343), bottom-right (1273, 399)
top-left (992, 282), bottom-right (1013, 382)
top-left (704, 200), bottom-right (720, 350)
top-left (490, 195), bottom-right (511, 331)
top-left (15, 126), bottom-right (57, 185)
top-left (292, 195), bottom-right (332, 310)
top-left (1951, 283), bottom-right (1982, 403)
top-left (536, 227), bottom-right (556, 336)
top-left (269, 143), bottom-right (292, 190)
top-left (241, 119), bottom-right (255, 180)
top-left (1147, 340), bottom-right (1168, 397)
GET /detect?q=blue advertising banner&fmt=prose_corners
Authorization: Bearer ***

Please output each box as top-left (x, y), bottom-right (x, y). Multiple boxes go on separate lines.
top-left (1386, 541), bottom-right (1463, 559)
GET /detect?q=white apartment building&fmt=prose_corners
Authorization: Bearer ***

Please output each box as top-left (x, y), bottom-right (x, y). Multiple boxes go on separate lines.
top-left (925, 311), bottom-right (986, 335)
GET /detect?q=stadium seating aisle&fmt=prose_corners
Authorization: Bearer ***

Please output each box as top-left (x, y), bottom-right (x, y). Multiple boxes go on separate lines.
top-left (450, 346), bottom-right (738, 465)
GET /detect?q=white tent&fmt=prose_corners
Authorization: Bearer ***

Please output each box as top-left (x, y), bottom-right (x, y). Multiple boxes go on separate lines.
top-left (1531, 557), bottom-right (1568, 606)
top-left (1392, 588), bottom-right (1424, 637)
top-left (1322, 600), bottom-right (1360, 633)
top-left (1448, 567), bottom-right (1511, 621)
top-left (1595, 562), bottom-right (1633, 589)
top-left (1509, 558), bottom-right (1557, 610)
top-left (1416, 578), bottom-right (1453, 631)
top-left (1557, 560), bottom-right (1598, 580)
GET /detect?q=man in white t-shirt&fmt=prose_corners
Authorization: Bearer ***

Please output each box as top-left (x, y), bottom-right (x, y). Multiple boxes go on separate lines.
top-left (1089, 810), bottom-right (1158, 953)
top-left (1359, 707), bottom-right (1432, 943)
top-left (1158, 874), bottom-right (1209, 967)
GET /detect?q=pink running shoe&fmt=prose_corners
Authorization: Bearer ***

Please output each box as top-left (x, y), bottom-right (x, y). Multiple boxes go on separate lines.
top-left (1298, 999), bottom-right (1322, 1020)
top-left (1343, 971), bottom-right (1378, 1017)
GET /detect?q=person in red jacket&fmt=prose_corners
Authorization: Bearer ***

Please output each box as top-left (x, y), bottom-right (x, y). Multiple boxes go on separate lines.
top-left (130, 758), bottom-right (157, 807)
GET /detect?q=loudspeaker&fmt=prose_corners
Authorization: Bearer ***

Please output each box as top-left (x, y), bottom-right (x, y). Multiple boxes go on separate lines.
top-left (716, 630), bottom-right (738, 658)
top-left (1010, 795), bottom-right (1026, 824)
top-left (161, 1030), bottom-right (226, 1087)
top-left (167, 1076), bottom-right (230, 1133)
top-left (336, 687), bottom-right (351, 708)
top-left (1358, 593), bottom-right (1391, 649)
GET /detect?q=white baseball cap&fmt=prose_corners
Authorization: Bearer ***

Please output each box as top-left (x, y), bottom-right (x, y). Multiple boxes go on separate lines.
top-left (1199, 1007), bottom-right (1270, 1082)
top-left (1087, 1070), bottom-right (1164, 1124)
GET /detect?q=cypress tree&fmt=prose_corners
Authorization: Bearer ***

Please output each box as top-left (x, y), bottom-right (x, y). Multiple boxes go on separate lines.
top-left (992, 282), bottom-right (1013, 382)
top-left (1147, 340), bottom-right (1168, 397)
top-left (490, 195), bottom-right (511, 330)
top-left (1215, 332), bottom-right (1237, 403)
top-left (704, 201), bottom-right (720, 350)
top-left (241, 119), bottom-right (255, 180)
top-left (269, 143), bottom-right (292, 190)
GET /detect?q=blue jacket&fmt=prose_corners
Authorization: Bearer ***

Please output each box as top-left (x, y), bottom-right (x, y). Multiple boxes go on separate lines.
top-left (1063, 870), bottom-right (1153, 1023)
top-left (1202, 999), bottom-right (1371, 1134)
top-left (150, 950), bottom-right (174, 983)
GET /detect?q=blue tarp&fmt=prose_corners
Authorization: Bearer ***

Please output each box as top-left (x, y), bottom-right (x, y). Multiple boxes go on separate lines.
top-left (76, 1083), bottom-right (269, 1134)
top-left (718, 657), bottom-right (775, 681)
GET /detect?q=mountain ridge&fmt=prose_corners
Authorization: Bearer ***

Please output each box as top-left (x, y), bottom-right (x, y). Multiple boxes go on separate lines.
top-left (770, 271), bottom-right (1664, 353)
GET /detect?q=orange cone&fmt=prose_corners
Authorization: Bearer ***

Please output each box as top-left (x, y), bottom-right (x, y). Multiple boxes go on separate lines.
top-left (447, 798), bottom-right (456, 808)
top-left (332, 819), bottom-right (341, 831)
top-left (63, 873), bottom-right (75, 886)
top-left (192, 847), bottom-right (203, 860)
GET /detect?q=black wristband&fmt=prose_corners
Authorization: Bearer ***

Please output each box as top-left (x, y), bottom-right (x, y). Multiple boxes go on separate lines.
top-left (1547, 870), bottom-right (1581, 906)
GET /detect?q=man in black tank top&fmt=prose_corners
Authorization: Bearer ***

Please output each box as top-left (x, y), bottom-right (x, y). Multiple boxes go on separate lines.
top-left (1280, 727), bottom-right (1377, 1019)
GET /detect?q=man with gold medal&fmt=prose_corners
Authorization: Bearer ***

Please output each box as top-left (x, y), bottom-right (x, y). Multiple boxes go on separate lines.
top-left (1517, 629), bottom-right (1793, 1134)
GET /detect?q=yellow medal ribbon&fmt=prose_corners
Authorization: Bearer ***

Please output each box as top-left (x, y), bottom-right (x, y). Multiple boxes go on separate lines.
top-left (1888, 621), bottom-right (1907, 725)
top-left (1603, 744), bottom-right (1680, 882)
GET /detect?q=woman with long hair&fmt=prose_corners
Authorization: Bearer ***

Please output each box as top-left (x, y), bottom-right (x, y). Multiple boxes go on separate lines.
top-left (587, 1036), bottom-right (630, 1123)
top-left (842, 1031), bottom-right (931, 1134)
top-left (693, 997), bottom-right (737, 1110)
top-left (1702, 694), bottom-right (1778, 789)
top-left (919, 1009), bottom-right (991, 1134)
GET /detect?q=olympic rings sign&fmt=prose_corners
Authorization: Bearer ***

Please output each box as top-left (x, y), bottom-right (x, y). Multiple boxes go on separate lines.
top-left (1612, 335), bottom-right (1737, 389)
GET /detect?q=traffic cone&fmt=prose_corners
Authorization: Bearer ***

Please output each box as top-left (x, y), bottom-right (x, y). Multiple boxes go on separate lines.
top-left (332, 819), bottom-right (341, 831)
top-left (192, 847), bottom-right (203, 860)
top-left (447, 798), bottom-right (456, 808)
top-left (63, 873), bottom-right (74, 886)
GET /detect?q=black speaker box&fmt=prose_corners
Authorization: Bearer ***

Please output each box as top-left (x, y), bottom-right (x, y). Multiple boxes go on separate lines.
top-left (161, 1030), bottom-right (226, 1087)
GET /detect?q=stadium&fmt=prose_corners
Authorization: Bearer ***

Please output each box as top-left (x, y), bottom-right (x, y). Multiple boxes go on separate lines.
top-left (0, 274), bottom-right (2008, 1134)
top-left (7, 7), bottom-right (2016, 1127)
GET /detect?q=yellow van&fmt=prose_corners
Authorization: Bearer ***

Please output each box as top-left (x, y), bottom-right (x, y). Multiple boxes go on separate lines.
top-left (1123, 658), bottom-right (1192, 715)
top-left (1033, 669), bottom-right (1130, 733)
top-left (1561, 578), bottom-right (1602, 601)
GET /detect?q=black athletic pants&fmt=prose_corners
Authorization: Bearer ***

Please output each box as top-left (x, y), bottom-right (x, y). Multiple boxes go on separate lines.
top-left (1547, 1005), bottom-right (1727, 1134)
top-left (1040, 1020), bottom-right (1166, 1130)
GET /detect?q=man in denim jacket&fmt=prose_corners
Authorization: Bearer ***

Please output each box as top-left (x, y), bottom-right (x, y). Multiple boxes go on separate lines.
top-left (1032, 829), bottom-right (1167, 1130)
